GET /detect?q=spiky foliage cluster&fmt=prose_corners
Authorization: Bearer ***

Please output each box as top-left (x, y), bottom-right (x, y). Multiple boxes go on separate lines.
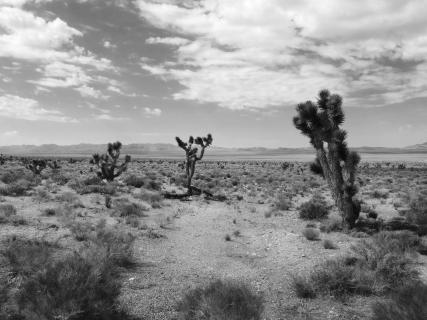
top-left (0, 154), bottom-right (5, 165)
top-left (90, 142), bottom-right (131, 181)
top-left (47, 160), bottom-right (61, 170)
top-left (293, 90), bottom-right (361, 228)
top-left (176, 134), bottom-right (213, 194)
top-left (24, 159), bottom-right (47, 175)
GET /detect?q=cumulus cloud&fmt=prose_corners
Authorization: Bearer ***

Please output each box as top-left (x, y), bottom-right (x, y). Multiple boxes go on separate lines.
top-left (143, 107), bottom-right (162, 117)
top-left (0, 6), bottom-right (82, 61)
top-left (137, 0), bottom-right (427, 109)
top-left (0, 94), bottom-right (75, 122)
top-left (0, 3), bottom-right (113, 101)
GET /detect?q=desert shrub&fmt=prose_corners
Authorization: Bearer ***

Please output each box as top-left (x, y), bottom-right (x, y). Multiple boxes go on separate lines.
top-left (299, 194), bottom-right (329, 220)
top-left (115, 199), bottom-right (148, 217)
top-left (372, 189), bottom-right (389, 199)
top-left (302, 231), bottom-right (421, 299)
top-left (292, 275), bottom-right (316, 298)
top-left (274, 194), bottom-right (292, 211)
top-left (145, 179), bottom-right (161, 191)
top-left (124, 175), bottom-right (145, 188)
top-left (82, 175), bottom-right (103, 185)
top-left (320, 216), bottom-right (343, 233)
top-left (43, 207), bottom-right (57, 216)
top-left (56, 191), bottom-right (83, 207)
top-left (69, 178), bottom-right (116, 195)
top-left (0, 203), bottom-right (17, 219)
top-left (2, 238), bottom-right (58, 277)
top-left (323, 239), bottom-right (337, 249)
top-left (177, 279), bottom-right (264, 320)
top-left (371, 282), bottom-right (427, 320)
top-left (0, 169), bottom-right (34, 184)
top-left (50, 172), bottom-right (71, 185)
top-left (406, 193), bottom-right (427, 226)
top-left (302, 227), bottom-right (320, 241)
top-left (125, 215), bottom-right (140, 228)
top-left (55, 205), bottom-right (78, 226)
top-left (135, 189), bottom-right (163, 206)
top-left (33, 186), bottom-right (51, 202)
top-left (69, 221), bottom-right (94, 241)
top-left (310, 256), bottom-right (375, 297)
top-left (92, 224), bottom-right (136, 269)
top-left (16, 250), bottom-right (132, 320)
top-left (0, 179), bottom-right (33, 196)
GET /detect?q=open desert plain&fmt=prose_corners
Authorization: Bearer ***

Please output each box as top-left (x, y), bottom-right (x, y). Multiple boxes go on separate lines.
top-left (1, 1), bottom-right (427, 320)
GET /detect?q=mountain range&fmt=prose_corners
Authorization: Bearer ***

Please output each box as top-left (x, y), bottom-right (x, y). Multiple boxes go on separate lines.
top-left (0, 142), bottom-right (426, 159)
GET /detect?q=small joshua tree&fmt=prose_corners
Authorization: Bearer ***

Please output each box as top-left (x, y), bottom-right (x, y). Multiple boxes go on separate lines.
top-left (293, 90), bottom-right (361, 228)
top-left (90, 141), bottom-right (131, 181)
top-left (25, 159), bottom-right (47, 175)
top-left (47, 160), bottom-right (61, 170)
top-left (176, 134), bottom-right (213, 195)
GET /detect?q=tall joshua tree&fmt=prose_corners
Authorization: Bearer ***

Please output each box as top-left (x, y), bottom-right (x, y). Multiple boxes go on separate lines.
top-left (176, 134), bottom-right (213, 195)
top-left (90, 141), bottom-right (131, 181)
top-left (293, 90), bottom-right (361, 228)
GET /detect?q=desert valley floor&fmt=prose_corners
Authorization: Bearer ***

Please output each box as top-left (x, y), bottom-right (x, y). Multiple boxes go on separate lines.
top-left (0, 158), bottom-right (426, 319)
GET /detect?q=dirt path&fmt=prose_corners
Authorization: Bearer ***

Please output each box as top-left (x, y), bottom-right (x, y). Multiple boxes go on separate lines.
top-left (120, 199), bottom-right (366, 319)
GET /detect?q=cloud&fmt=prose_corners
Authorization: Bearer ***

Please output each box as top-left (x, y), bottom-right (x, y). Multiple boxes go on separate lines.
top-left (143, 107), bottom-right (162, 117)
top-left (0, 94), bottom-right (76, 122)
top-left (137, 0), bottom-right (427, 109)
top-left (94, 113), bottom-right (129, 121)
top-left (146, 36), bottom-right (190, 46)
top-left (0, 6), bottom-right (82, 61)
top-left (2, 130), bottom-right (18, 137)
top-left (0, 4), bottom-right (114, 101)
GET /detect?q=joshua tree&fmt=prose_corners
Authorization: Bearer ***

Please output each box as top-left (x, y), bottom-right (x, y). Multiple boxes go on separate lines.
top-left (90, 141), bottom-right (131, 181)
top-left (24, 159), bottom-right (47, 175)
top-left (176, 134), bottom-right (213, 195)
top-left (47, 160), bottom-right (61, 170)
top-left (293, 90), bottom-right (361, 228)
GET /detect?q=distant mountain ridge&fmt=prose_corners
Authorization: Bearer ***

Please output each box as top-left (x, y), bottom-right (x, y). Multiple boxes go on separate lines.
top-left (0, 142), bottom-right (426, 158)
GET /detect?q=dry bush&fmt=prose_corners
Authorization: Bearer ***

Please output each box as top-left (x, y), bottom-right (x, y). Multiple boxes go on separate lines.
top-left (292, 275), bottom-right (316, 299)
top-left (68, 177), bottom-right (116, 195)
top-left (177, 279), bottom-right (264, 320)
top-left (302, 228), bottom-right (320, 241)
top-left (1, 226), bottom-right (136, 319)
top-left (371, 282), bottom-right (427, 320)
top-left (0, 204), bottom-right (17, 223)
top-left (406, 193), bottom-right (427, 228)
top-left (114, 199), bottom-right (148, 217)
top-left (372, 189), bottom-right (389, 199)
top-left (298, 194), bottom-right (329, 220)
top-left (323, 239), bottom-right (338, 249)
top-left (274, 193), bottom-right (292, 211)
top-left (295, 231), bottom-right (421, 299)
top-left (319, 216), bottom-right (343, 233)
top-left (50, 171), bottom-right (71, 185)
top-left (124, 174), bottom-right (145, 188)
top-left (56, 191), bottom-right (84, 207)
top-left (2, 238), bottom-right (58, 277)
top-left (135, 189), bottom-right (163, 207)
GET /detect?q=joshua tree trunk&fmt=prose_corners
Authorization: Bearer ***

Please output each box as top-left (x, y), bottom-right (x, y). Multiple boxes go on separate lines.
top-left (294, 90), bottom-right (361, 229)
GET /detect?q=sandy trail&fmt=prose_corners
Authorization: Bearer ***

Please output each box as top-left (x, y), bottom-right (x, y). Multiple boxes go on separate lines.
top-left (121, 199), bottom-right (363, 319)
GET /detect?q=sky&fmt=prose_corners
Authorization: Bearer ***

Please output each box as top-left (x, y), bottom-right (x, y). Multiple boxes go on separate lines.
top-left (0, 0), bottom-right (426, 148)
